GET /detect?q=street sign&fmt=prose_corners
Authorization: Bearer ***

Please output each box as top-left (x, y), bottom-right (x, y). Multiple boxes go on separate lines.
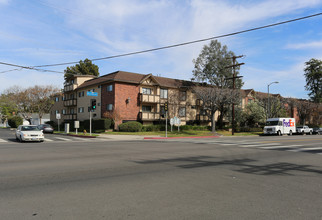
top-left (74, 121), bottom-right (80, 129)
top-left (56, 113), bottom-right (61, 120)
top-left (173, 116), bottom-right (181, 126)
top-left (170, 118), bottom-right (174, 126)
top-left (87, 91), bottom-right (98, 96)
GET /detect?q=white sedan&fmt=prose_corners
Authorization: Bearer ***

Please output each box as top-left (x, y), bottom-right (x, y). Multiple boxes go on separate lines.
top-left (15, 125), bottom-right (44, 142)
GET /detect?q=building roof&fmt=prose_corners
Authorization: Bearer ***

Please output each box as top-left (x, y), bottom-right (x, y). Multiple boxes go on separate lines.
top-left (76, 71), bottom-right (194, 90)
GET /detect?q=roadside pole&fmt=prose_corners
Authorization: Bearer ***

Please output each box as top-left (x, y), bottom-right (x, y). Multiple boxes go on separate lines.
top-left (165, 110), bottom-right (167, 138)
top-left (89, 110), bottom-right (92, 136)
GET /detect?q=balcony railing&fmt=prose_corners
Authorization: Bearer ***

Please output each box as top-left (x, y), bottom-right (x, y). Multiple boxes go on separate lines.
top-left (196, 99), bottom-right (203, 106)
top-left (64, 99), bottom-right (77, 107)
top-left (139, 93), bottom-right (160, 103)
top-left (63, 114), bottom-right (77, 120)
top-left (139, 112), bottom-right (160, 120)
top-left (196, 114), bottom-right (209, 121)
top-left (64, 84), bottom-right (78, 92)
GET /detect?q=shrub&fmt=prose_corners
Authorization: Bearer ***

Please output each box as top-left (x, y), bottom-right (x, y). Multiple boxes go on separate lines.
top-left (119, 121), bottom-right (143, 132)
top-left (82, 119), bottom-right (112, 132)
top-left (8, 116), bottom-right (23, 128)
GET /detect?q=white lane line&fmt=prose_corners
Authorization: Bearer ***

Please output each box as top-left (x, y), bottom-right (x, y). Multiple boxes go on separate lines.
top-left (44, 138), bottom-right (54, 142)
top-left (298, 147), bottom-right (322, 151)
top-left (260, 145), bottom-right (300, 150)
top-left (55, 137), bottom-right (71, 141)
top-left (0, 138), bottom-right (8, 142)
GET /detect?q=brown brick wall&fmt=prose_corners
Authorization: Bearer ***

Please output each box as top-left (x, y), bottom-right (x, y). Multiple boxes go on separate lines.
top-left (101, 82), bottom-right (115, 118)
top-left (115, 82), bottom-right (140, 121)
top-left (101, 82), bottom-right (140, 126)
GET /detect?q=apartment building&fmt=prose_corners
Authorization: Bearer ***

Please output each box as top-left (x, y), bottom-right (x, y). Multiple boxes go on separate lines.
top-left (50, 71), bottom-right (215, 127)
top-left (52, 70), bottom-right (314, 128)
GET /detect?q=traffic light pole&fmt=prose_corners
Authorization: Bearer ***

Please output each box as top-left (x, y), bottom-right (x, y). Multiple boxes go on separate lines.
top-left (89, 110), bottom-right (92, 136)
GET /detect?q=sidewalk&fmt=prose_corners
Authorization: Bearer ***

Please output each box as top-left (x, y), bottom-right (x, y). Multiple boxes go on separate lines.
top-left (98, 133), bottom-right (221, 141)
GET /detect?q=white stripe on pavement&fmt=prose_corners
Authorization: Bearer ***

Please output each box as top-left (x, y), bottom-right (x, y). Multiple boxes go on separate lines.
top-left (260, 145), bottom-right (301, 150)
top-left (298, 147), bottom-right (322, 151)
top-left (44, 138), bottom-right (54, 142)
top-left (55, 137), bottom-right (72, 141)
top-left (0, 138), bottom-right (8, 142)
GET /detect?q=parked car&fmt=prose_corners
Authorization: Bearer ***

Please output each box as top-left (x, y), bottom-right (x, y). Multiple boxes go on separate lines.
top-left (296, 125), bottom-right (313, 135)
top-left (15, 125), bottom-right (44, 142)
top-left (313, 127), bottom-right (322, 135)
top-left (37, 124), bottom-right (54, 134)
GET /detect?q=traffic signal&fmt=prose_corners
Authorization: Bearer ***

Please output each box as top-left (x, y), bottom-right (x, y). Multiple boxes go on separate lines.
top-left (91, 99), bottom-right (97, 110)
top-left (164, 102), bottom-right (168, 111)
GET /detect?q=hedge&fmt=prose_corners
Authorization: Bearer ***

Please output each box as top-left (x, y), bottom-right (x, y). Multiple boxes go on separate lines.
top-left (119, 121), bottom-right (143, 132)
top-left (8, 116), bottom-right (23, 128)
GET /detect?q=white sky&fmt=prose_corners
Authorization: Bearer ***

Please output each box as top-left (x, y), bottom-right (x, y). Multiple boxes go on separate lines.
top-left (1, 0), bottom-right (322, 99)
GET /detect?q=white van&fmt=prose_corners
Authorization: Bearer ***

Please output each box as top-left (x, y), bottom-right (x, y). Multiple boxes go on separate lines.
top-left (263, 118), bottom-right (296, 136)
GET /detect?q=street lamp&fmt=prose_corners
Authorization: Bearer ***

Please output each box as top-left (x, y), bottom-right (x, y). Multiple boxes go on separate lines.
top-left (267, 81), bottom-right (279, 119)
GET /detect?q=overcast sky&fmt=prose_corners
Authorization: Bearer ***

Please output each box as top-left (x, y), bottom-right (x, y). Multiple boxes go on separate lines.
top-left (1, 0), bottom-right (322, 99)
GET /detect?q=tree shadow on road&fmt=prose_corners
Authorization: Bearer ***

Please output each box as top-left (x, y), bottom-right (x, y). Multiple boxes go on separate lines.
top-left (134, 156), bottom-right (322, 176)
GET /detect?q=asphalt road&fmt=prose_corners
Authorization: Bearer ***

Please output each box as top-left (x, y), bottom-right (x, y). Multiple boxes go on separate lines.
top-left (1, 128), bottom-right (322, 219)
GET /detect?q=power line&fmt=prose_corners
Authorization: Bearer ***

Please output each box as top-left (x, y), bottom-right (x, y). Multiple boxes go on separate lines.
top-left (0, 61), bottom-right (64, 73)
top-left (1, 12), bottom-right (322, 71)
top-left (32, 12), bottom-right (322, 68)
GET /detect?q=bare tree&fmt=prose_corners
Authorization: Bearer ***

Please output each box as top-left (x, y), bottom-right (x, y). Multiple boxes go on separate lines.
top-left (28, 85), bottom-right (60, 124)
top-left (193, 86), bottom-right (240, 132)
top-left (103, 106), bottom-right (122, 130)
top-left (1, 85), bottom-right (59, 124)
top-left (295, 99), bottom-right (317, 125)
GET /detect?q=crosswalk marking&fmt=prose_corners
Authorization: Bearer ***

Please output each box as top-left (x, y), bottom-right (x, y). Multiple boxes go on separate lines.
top-left (260, 145), bottom-right (299, 150)
top-left (44, 138), bottom-right (54, 142)
top-left (55, 137), bottom-right (73, 141)
top-left (0, 138), bottom-right (8, 142)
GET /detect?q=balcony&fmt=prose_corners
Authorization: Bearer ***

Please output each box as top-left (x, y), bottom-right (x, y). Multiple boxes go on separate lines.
top-left (64, 114), bottom-right (77, 120)
top-left (64, 99), bottom-right (77, 107)
top-left (64, 84), bottom-right (78, 92)
top-left (196, 99), bottom-right (203, 106)
top-left (139, 93), bottom-right (160, 103)
top-left (139, 112), bottom-right (160, 120)
top-left (196, 114), bottom-right (209, 121)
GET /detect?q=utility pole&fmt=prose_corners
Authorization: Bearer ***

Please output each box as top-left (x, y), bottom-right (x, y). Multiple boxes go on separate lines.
top-left (225, 55), bottom-right (245, 135)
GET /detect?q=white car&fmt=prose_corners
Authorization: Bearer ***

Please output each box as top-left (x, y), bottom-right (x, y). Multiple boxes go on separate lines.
top-left (15, 125), bottom-right (44, 142)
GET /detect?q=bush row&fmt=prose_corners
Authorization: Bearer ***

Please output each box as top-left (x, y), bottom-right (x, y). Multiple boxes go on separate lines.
top-left (46, 118), bottom-right (113, 133)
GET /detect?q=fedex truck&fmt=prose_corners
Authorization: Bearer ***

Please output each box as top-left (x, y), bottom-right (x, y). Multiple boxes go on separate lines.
top-left (263, 118), bottom-right (296, 136)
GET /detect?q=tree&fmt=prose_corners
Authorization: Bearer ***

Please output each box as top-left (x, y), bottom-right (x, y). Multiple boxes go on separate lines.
top-left (304, 58), bottom-right (322, 103)
top-left (192, 40), bottom-right (243, 89)
top-left (242, 102), bottom-right (267, 127)
top-left (193, 86), bottom-right (240, 132)
top-left (192, 40), bottom-right (244, 128)
top-left (64, 58), bottom-right (100, 81)
top-left (28, 85), bottom-right (60, 123)
top-left (1, 85), bottom-right (59, 124)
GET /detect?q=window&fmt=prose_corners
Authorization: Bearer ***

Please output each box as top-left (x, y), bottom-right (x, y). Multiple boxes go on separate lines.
top-left (78, 107), bottom-right (84, 113)
top-left (180, 91), bottom-right (186, 101)
top-left (79, 91), bottom-right (85, 97)
top-left (55, 97), bottom-right (59, 102)
top-left (142, 105), bottom-right (152, 112)
top-left (106, 104), bottom-right (113, 111)
top-left (179, 107), bottom-right (186, 117)
top-left (55, 110), bottom-right (59, 114)
top-left (107, 85), bottom-right (113, 92)
top-left (62, 109), bottom-right (66, 115)
top-left (70, 109), bottom-right (74, 114)
top-left (160, 88), bottom-right (168, 99)
top-left (142, 88), bottom-right (152, 95)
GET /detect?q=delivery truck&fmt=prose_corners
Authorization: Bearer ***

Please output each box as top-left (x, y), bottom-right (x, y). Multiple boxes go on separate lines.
top-left (263, 118), bottom-right (296, 136)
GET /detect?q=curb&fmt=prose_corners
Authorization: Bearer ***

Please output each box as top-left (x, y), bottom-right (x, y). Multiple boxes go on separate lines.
top-left (67, 134), bottom-right (97, 138)
top-left (144, 135), bottom-right (220, 140)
